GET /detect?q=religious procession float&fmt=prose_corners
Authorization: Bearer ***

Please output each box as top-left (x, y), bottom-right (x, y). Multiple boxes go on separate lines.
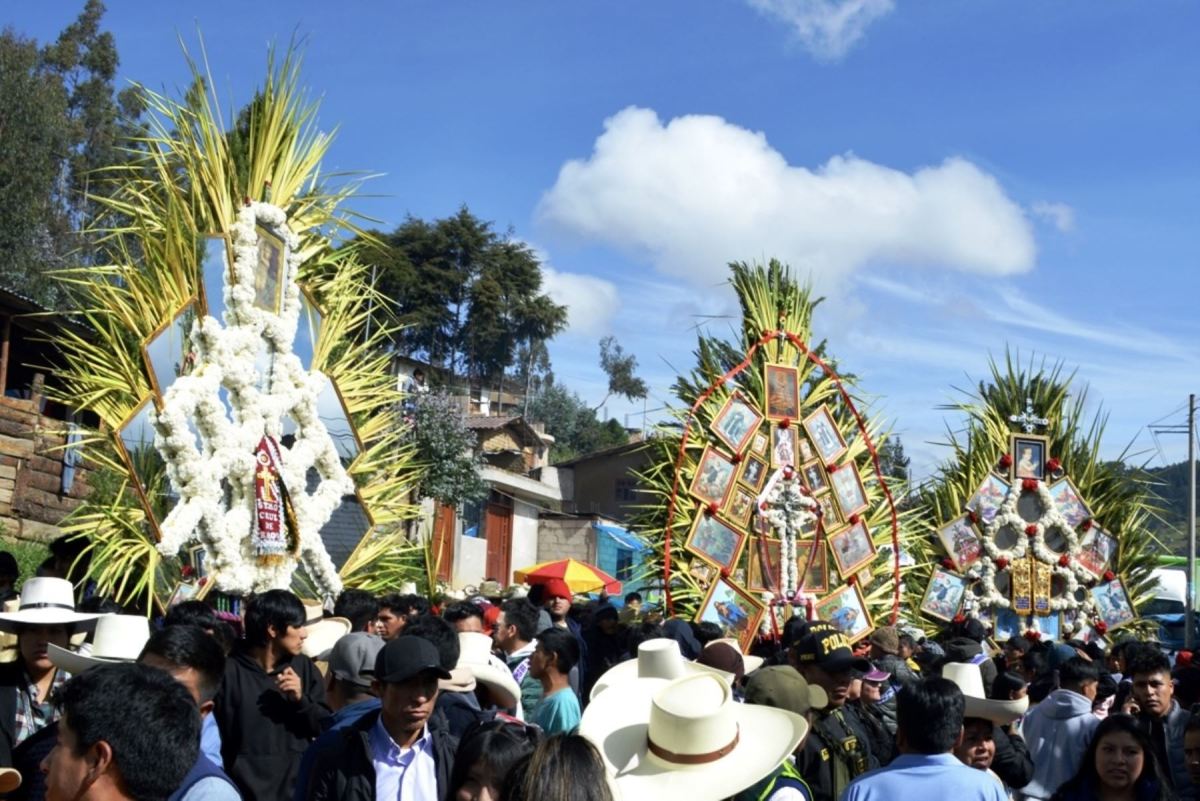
top-left (46, 51), bottom-right (426, 612)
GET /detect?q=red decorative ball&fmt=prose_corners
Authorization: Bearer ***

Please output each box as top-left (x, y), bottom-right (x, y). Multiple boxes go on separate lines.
top-left (719, 565), bottom-right (732, 579)
top-left (966, 510), bottom-right (978, 524)
top-left (783, 467), bottom-right (795, 481)
top-left (1025, 524), bottom-right (1039, 536)
top-left (999, 453), bottom-right (1013, 469)
top-left (1058, 554), bottom-right (1070, 567)
top-left (996, 557), bottom-right (1009, 570)
top-left (731, 452), bottom-right (743, 465)
top-left (1046, 457), bottom-right (1062, 473)
top-left (181, 565), bottom-right (195, 578)
top-left (1095, 620), bottom-right (1108, 634)
top-left (1025, 630), bottom-right (1042, 642)
top-left (826, 463), bottom-right (840, 475)
top-left (941, 557), bottom-right (955, 569)
top-left (1103, 569), bottom-right (1115, 582)
top-left (1081, 519), bottom-right (1093, 532)
top-left (1022, 478), bottom-right (1039, 492)
top-left (759, 501), bottom-right (769, 511)
top-left (198, 577), bottom-right (208, 587)
top-left (848, 513), bottom-right (860, 526)
top-left (780, 418), bottom-right (791, 430)
top-left (706, 502), bottom-right (720, 517)
top-left (952, 613), bottom-right (967, 625)
top-left (846, 575), bottom-right (857, 586)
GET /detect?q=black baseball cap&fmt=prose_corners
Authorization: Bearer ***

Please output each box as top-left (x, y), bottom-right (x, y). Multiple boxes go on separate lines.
top-left (792, 621), bottom-right (871, 674)
top-left (374, 636), bottom-right (452, 684)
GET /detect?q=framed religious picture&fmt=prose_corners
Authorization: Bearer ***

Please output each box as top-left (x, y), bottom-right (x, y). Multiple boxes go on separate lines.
top-left (688, 557), bottom-right (718, 585)
top-left (746, 536), bottom-right (782, 593)
top-left (685, 512), bottom-right (747, 572)
top-left (1077, 525), bottom-right (1117, 579)
top-left (797, 436), bottom-right (816, 463)
top-left (689, 446), bottom-right (738, 507)
top-left (712, 394), bottom-right (765, 455)
top-left (771, 425), bottom-right (798, 468)
top-left (815, 582), bottom-right (873, 643)
top-left (798, 515), bottom-right (819, 540)
top-left (750, 429), bottom-right (770, 458)
top-left (936, 515), bottom-right (985, 572)
top-left (168, 580), bottom-right (201, 609)
top-left (920, 568), bottom-right (968, 622)
top-left (801, 460), bottom-right (829, 493)
top-left (830, 465), bottom-right (869, 518)
top-left (1030, 613), bottom-right (1061, 641)
top-left (829, 520), bottom-right (876, 578)
top-left (1010, 434), bottom-right (1048, 481)
top-left (696, 576), bottom-right (766, 653)
top-left (1091, 577), bottom-right (1136, 631)
top-left (723, 487), bottom-right (757, 530)
top-left (737, 454), bottom-right (769, 493)
top-left (816, 492), bottom-right (842, 528)
top-left (797, 541), bottom-right (829, 593)
top-left (187, 544), bottom-right (207, 578)
top-left (254, 224), bottom-right (287, 314)
top-left (763, 363), bottom-right (800, 422)
top-left (1047, 478), bottom-right (1092, 529)
top-left (803, 405), bottom-right (848, 463)
top-left (966, 474), bottom-right (1011, 526)
top-left (993, 607), bottom-right (1023, 642)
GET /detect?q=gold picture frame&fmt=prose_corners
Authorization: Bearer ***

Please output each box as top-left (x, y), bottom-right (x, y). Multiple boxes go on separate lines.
top-left (814, 582), bottom-right (873, 643)
top-left (828, 519), bottom-right (877, 579)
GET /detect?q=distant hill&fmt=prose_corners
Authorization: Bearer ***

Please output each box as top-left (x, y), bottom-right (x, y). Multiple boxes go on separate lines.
top-left (1139, 461), bottom-right (1196, 554)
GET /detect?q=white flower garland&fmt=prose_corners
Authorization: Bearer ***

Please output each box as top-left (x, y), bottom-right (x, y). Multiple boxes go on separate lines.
top-left (968, 476), bottom-right (1103, 626)
top-left (151, 202), bottom-right (354, 597)
top-left (760, 467), bottom-right (818, 598)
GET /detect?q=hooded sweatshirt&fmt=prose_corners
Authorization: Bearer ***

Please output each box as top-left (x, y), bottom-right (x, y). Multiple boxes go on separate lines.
top-left (1019, 688), bottom-right (1100, 800)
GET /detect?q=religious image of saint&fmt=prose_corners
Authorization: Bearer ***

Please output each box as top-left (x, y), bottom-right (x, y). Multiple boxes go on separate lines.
top-left (1013, 439), bottom-right (1044, 480)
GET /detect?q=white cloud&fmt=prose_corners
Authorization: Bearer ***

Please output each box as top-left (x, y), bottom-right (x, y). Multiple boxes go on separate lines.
top-left (746, 0), bottom-right (895, 61)
top-left (540, 265), bottom-right (620, 336)
top-left (537, 107), bottom-right (1037, 294)
top-left (1030, 200), bottom-right (1076, 233)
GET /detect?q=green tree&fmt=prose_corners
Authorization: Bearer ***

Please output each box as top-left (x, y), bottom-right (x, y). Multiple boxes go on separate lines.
top-left (410, 391), bottom-right (487, 506)
top-left (594, 335), bottom-right (647, 411)
top-left (367, 206), bottom-right (566, 385)
top-left (0, 0), bottom-right (144, 307)
top-left (527, 383), bottom-right (629, 463)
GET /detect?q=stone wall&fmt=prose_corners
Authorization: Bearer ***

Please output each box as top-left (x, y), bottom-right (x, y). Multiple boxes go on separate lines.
top-left (536, 517), bottom-right (595, 564)
top-left (0, 394), bottom-right (91, 543)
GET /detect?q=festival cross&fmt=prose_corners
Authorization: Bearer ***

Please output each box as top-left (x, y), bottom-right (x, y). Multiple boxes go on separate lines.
top-left (1009, 397), bottom-right (1049, 434)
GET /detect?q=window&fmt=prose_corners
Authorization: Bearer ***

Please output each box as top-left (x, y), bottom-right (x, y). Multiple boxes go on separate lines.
top-left (615, 478), bottom-right (637, 502)
top-left (615, 548), bottom-right (634, 582)
top-left (461, 500), bottom-right (485, 539)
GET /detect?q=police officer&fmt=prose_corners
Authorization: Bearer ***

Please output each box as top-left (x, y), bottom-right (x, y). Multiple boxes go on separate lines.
top-left (791, 622), bottom-right (877, 801)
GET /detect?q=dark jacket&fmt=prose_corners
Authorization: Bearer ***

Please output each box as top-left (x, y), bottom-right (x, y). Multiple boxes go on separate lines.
top-left (214, 648), bottom-right (330, 801)
top-left (991, 724), bottom-right (1034, 790)
top-left (854, 698), bottom-right (897, 767)
top-left (0, 662), bottom-right (21, 770)
top-left (873, 653), bottom-right (919, 689)
top-left (305, 708), bottom-right (458, 801)
top-left (796, 703), bottom-right (878, 801)
top-left (1138, 701), bottom-right (1196, 800)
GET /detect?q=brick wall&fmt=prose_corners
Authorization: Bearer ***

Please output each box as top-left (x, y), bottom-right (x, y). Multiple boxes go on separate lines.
top-left (537, 518), bottom-right (595, 564)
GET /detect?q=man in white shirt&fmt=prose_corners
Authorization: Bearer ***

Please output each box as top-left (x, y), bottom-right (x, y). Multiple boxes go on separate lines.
top-left (304, 636), bottom-right (457, 801)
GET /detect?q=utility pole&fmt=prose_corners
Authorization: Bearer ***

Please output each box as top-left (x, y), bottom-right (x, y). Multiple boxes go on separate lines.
top-left (1190, 394), bottom-right (1197, 648)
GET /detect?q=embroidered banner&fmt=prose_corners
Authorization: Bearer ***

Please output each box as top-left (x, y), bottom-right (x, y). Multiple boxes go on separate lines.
top-left (252, 436), bottom-right (288, 558)
top-left (1011, 558), bottom-right (1032, 615)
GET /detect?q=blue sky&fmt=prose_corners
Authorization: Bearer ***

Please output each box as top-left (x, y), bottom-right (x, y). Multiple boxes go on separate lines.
top-left (7, 1), bottom-right (1198, 477)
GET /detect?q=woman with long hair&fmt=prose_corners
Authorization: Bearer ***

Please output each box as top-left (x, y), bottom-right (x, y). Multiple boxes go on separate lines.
top-left (502, 733), bottom-right (614, 801)
top-left (448, 717), bottom-right (540, 801)
top-left (1051, 714), bottom-right (1175, 801)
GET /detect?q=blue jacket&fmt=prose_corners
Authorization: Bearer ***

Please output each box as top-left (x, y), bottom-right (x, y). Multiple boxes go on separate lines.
top-left (1020, 689), bottom-right (1100, 799)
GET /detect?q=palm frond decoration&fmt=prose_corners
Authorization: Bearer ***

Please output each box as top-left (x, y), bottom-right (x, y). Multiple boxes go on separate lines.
top-left (42, 41), bottom-right (425, 610)
top-left (913, 351), bottom-right (1162, 640)
top-left (633, 260), bottom-right (927, 638)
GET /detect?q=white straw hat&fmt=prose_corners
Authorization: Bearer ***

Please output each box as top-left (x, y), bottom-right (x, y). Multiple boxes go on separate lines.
top-left (942, 662), bottom-right (1029, 724)
top-left (48, 615), bottom-right (149, 674)
top-left (590, 639), bottom-right (731, 701)
top-left (456, 631), bottom-right (523, 714)
top-left (0, 579), bottom-right (102, 633)
top-left (580, 672), bottom-right (807, 800)
top-left (300, 600), bottom-right (352, 660)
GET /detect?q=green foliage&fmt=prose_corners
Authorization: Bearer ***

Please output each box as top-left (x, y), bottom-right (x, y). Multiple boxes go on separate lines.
top-left (527, 383), bottom-right (629, 463)
top-left (0, 538), bottom-right (50, 587)
top-left (364, 207), bottom-right (567, 383)
top-left (410, 391), bottom-right (487, 506)
top-left (0, 0), bottom-right (144, 307)
top-left (595, 336), bottom-right (648, 411)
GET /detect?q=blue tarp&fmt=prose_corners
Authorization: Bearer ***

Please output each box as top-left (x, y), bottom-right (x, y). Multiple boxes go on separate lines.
top-left (593, 521), bottom-right (648, 552)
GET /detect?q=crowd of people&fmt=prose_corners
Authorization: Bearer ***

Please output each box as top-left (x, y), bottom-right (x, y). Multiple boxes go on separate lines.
top-left (0, 564), bottom-right (1198, 801)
